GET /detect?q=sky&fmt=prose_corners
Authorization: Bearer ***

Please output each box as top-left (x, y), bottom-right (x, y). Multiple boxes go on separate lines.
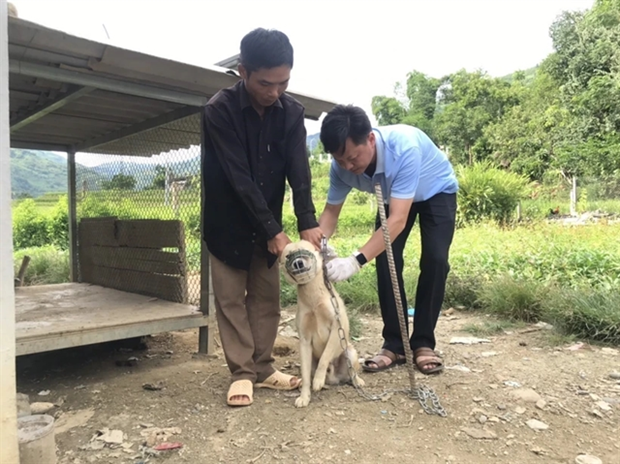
top-left (11, 0), bottom-right (595, 164)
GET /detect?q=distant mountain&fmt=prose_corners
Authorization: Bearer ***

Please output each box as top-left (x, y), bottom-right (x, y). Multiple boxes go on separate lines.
top-left (10, 149), bottom-right (104, 198)
top-left (11, 135), bottom-right (322, 198)
top-left (89, 156), bottom-right (201, 190)
top-left (306, 133), bottom-right (321, 151)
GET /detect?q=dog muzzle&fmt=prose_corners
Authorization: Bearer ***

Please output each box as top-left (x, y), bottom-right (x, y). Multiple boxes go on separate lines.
top-left (284, 249), bottom-right (319, 285)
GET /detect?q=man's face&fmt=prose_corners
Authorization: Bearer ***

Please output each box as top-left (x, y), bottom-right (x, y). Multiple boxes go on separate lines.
top-left (239, 64), bottom-right (291, 109)
top-left (333, 132), bottom-right (376, 175)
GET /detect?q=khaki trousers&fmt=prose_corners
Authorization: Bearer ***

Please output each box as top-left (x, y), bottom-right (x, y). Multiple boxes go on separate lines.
top-left (210, 246), bottom-right (280, 383)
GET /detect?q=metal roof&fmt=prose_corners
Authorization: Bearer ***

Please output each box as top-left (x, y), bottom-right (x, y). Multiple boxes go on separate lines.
top-left (8, 17), bottom-right (336, 157)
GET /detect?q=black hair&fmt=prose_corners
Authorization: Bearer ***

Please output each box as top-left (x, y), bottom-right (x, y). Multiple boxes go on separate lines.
top-left (239, 28), bottom-right (294, 74)
top-left (320, 104), bottom-right (372, 155)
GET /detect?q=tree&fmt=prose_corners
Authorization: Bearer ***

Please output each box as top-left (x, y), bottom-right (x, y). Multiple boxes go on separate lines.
top-left (102, 173), bottom-right (136, 191)
top-left (401, 70), bottom-right (441, 139)
top-left (151, 165), bottom-right (166, 189)
top-left (371, 95), bottom-right (406, 125)
top-left (433, 69), bottom-right (519, 164)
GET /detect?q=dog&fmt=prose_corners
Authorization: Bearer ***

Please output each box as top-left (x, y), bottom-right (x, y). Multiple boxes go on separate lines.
top-left (280, 240), bottom-right (364, 408)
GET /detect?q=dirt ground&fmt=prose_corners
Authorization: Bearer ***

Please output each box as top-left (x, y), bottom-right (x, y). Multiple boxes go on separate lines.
top-left (16, 307), bottom-right (620, 464)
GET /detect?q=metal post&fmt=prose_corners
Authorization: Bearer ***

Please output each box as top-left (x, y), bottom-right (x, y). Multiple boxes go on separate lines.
top-left (67, 150), bottom-right (79, 282)
top-left (198, 109), bottom-right (214, 354)
top-left (0, 1), bottom-right (21, 461)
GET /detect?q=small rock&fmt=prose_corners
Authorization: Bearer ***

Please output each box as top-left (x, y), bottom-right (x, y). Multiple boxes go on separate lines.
top-left (601, 347), bottom-right (618, 356)
top-left (460, 427), bottom-right (497, 440)
top-left (473, 397), bottom-right (484, 403)
top-left (477, 415), bottom-right (488, 424)
top-left (531, 446), bottom-right (546, 455)
top-left (481, 351), bottom-right (498, 358)
top-left (575, 455), bottom-right (602, 464)
top-left (595, 401), bottom-right (611, 412)
top-left (515, 406), bottom-right (526, 415)
top-left (526, 419), bottom-right (548, 431)
top-left (497, 404), bottom-right (507, 411)
top-left (344, 450), bottom-right (351, 455)
top-left (96, 429), bottom-right (124, 445)
top-left (449, 337), bottom-right (491, 345)
top-left (504, 381), bottom-right (522, 388)
top-left (30, 402), bottom-right (55, 414)
top-left (535, 399), bottom-right (547, 410)
top-left (445, 365), bottom-right (471, 373)
top-left (38, 390), bottom-right (50, 396)
top-left (609, 371), bottom-right (620, 380)
top-left (510, 388), bottom-right (542, 403)
top-left (534, 322), bottom-right (553, 330)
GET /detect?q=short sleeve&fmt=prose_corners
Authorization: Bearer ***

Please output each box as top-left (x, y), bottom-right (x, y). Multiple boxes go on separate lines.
top-left (326, 161), bottom-right (352, 205)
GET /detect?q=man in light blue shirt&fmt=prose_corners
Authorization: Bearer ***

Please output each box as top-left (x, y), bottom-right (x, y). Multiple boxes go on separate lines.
top-left (318, 104), bottom-right (458, 375)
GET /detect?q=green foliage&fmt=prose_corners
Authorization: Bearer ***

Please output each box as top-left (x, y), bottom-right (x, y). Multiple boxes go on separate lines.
top-left (544, 286), bottom-right (620, 344)
top-left (13, 245), bottom-right (70, 285)
top-left (476, 275), bottom-right (545, 322)
top-left (48, 195), bottom-right (69, 250)
top-left (370, 0), bottom-right (620, 182)
top-left (12, 199), bottom-right (49, 249)
top-left (151, 165), bottom-right (167, 189)
top-left (102, 173), bottom-right (137, 191)
top-left (455, 161), bottom-right (529, 225)
top-left (371, 96), bottom-right (406, 125)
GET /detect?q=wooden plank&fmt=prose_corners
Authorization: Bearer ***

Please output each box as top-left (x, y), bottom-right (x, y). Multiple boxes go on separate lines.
top-left (87, 265), bottom-right (186, 303)
top-left (87, 246), bottom-right (180, 263)
top-left (16, 315), bottom-right (211, 356)
top-left (87, 246), bottom-right (183, 276)
top-left (79, 217), bottom-right (117, 247)
top-left (117, 219), bottom-right (184, 249)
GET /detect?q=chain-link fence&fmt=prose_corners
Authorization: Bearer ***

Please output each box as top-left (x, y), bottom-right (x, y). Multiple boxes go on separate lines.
top-left (75, 115), bottom-right (202, 305)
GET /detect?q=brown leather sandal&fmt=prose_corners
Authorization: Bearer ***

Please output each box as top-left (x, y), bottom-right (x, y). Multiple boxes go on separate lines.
top-left (414, 347), bottom-right (444, 375)
top-left (362, 348), bottom-right (406, 373)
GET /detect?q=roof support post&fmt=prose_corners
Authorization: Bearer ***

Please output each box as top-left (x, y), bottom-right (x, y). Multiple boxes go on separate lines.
top-left (0, 2), bottom-right (21, 462)
top-left (67, 150), bottom-right (79, 282)
top-left (198, 109), bottom-right (214, 355)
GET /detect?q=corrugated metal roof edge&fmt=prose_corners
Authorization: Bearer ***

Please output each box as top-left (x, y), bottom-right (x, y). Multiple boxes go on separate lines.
top-left (8, 16), bottom-right (337, 120)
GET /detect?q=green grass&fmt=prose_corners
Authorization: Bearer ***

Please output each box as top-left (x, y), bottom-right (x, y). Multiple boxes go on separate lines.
top-left (11, 166), bottom-right (620, 345)
top-left (462, 320), bottom-right (526, 337)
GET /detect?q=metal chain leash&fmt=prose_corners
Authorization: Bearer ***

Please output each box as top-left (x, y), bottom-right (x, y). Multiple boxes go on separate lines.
top-left (374, 182), bottom-right (446, 417)
top-left (320, 207), bottom-right (447, 417)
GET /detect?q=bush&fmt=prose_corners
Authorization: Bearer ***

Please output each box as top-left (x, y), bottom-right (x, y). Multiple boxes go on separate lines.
top-left (545, 287), bottom-right (620, 345)
top-left (13, 245), bottom-right (70, 285)
top-left (476, 275), bottom-right (545, 322)
top-left (48, 195), bottom-right (69, 250)
top-left (456, 161), bottom-right (530, 226)
top-left (12, 199), bottom-right (49, 249)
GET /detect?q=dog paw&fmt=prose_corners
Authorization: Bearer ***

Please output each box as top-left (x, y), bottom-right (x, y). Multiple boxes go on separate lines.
top-left (295, 395), bottom-right (310, 408)
top-left (353, 375), bottom-right (365, 387)
top-left (312, 377), bottom-right (325, 392)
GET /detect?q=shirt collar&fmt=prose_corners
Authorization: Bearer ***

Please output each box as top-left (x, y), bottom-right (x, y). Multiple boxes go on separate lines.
top-left (372, 128), bottom-right (386, 176)
top-left (239, 80), bottom-right (283, 111)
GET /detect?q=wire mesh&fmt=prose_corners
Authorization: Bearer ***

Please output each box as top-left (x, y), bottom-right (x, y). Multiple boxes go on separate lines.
top-left (75, 115), bottom-right (202, 305)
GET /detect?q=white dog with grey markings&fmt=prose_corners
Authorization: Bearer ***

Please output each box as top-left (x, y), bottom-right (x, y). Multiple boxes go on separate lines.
top-left (280, 240), bottom-right (365, 408)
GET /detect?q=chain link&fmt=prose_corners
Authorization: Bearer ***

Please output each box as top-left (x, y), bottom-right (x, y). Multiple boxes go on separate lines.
top-left (320, 238), bottom-right (447, 416)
